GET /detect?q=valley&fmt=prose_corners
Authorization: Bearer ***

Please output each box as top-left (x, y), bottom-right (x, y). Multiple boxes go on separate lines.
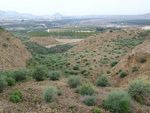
top-left (0, 11), bottom-right (150, 113)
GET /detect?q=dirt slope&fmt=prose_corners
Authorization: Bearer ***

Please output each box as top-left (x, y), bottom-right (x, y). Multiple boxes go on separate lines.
top-left (111, 40), bottom-right (150, 87)
top-left (70, 30), bottom-right (143, 51)
top-left (0, 30), bottom-right (32, 71)
top-left (29, 37), bottom-right (60, 46)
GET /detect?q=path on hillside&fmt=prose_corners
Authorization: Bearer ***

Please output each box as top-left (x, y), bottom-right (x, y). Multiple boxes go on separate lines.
top-left (46, 38), bottom-right (84, 48)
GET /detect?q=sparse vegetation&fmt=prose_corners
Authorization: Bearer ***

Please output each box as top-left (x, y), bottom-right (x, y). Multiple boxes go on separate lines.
top-left (120, 71), bottom-right (127, 78)
top-left (73, 64), bottom-right (79, 70)
top-left (1, 24), bottom-right (150, 112)
top-left (140, 58), bottom-right (147, 63)
top-left (110, 61), bottom-right (118, 67)
top-left (0, 76), bottom-right (7, 93)
top-left (49, 71), bottom-right (61, 81)
top-left (43, 86), bottom-right (56, 102)
top-left (92, 108), bottom-right (101, 113)
top-left (127, 78), bottom-right (150, 105)
top-left (68, 76), bottom-right (82, 88)
top-left (84, 96), bottom-right (96, 106)
top-left (9, 88), bottom-right (23, 103)
top-left (96, 76), bottom-right (111, 87)
top-left (32, 65), bottom-right (47, 81)
top-left (102, 90), bottom-right (131, 113)
top-left (5, 77), bottom-right (15, 86)
top-left (132, 66), bottom-right (138, 72)
top-left (76, 83), bottom-right (96, 96)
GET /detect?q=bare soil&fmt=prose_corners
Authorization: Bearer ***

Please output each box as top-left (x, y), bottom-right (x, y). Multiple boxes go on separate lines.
top-left (0, 30), bottom-right (32, 71)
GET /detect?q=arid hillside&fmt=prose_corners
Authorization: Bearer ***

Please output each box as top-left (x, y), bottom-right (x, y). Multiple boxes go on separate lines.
top-left (111, 40), bottom-right (150, 87)
top-left (71, 29), bottom-right (146, 51)
top-left (0, 28), bottom-right (32, 70)
top-left (29, 37), bottom-right (60, 46)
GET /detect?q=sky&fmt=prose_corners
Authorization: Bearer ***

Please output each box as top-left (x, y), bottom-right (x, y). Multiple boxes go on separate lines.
top-left (0, 0), bottom-right (150, 16)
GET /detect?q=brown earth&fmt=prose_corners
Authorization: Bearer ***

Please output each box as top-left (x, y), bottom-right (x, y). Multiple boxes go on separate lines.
top-left (0, 78), bottom-right (112, 113)
top-left (29, 37), bottom-right (60, 46)
top-left (0, 78), bottom-right (149, 113)
top-left (1, 29), bottom-right (150, 113)
top-left (46, 38), bottom-right (84, 48)
top-left (0, 30), bottom-right (32, 71)
top-left (111, 40), bottom-right (150, 87)
top-left (70, 30), bottom-right (142, 51)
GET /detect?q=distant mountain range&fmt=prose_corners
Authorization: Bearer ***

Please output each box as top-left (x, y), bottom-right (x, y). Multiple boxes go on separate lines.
top-left (0, 10), bottom-right (150, 20)
top-left (0, 10), bottom-right (38, 19)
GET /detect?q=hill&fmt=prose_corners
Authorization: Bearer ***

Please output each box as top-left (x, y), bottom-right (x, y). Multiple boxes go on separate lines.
top-left (0, 27), bottom-right (32, 70)
top-left (0, 10), bottom-right (38, 19)
top-left (111, 40), bottom-right (150, 87)
top-left (28, 37), bottom-right (60, 46)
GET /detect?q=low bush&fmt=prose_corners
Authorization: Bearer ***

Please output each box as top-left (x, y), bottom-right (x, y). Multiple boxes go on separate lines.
top-left (32, 65), bottom-right (47, 81)
top-left (85, 96), bottom-right (96, 106)
top-left (0, 76), bottom-right (7, 93)
top-left (106, 70), bottom-right (111, 74)
top-left (49, 71), bottom-right (61, 81)
top-left (43, 86), bottom-right (56, 102)
top-left (33, 98), bottom-right (39, 104)
top-left (96, 76), bottom-right (111, 87)
top-left (81, 69), bottom-right (87, 74)
top-left (11, 88), bottom-right (23, 98)
top-left (132, 66), bottom-right (138, 72)
top-left (76, 83), bottom-right (96, 96)
top-left (73, 64), bottom-right (79, 70)
top-left (102, 90), bottom-right (131, 113)
top-left (92, 108), bottom-right (101, 113)
top-left (11, 70), bottom-right (27, 81)
top-left (9, 88), bottom-right (23, 103)
top-left (140, 58), bottom-right (147, 63)
top-left (68, 76), bottom-right (82, 88)
top-left (120, 71), bottom-right (127, 78)
top-left (5, 77), bottom-right (15, 86)
top-left (110, 61), bottom-right (118, 67)
top-left (127, 78), bottom-right (150, 104)
top-left (9, 95), bottom-right (21, 103)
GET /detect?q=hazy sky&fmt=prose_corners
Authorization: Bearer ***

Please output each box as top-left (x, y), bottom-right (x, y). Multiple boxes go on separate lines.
top-left (0, 0), bottom-right (150, 16)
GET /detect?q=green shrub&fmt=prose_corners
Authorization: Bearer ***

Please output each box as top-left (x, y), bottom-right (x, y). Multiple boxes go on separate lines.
top-left (12, 70), bottom-right (27, 81)
top-left (96, 76), bottom-right (111, 87)
top-left (2, 43), bottom-right (8, 47)
top-left (85, 96), bottom-right (96, 106)
top-left (33, 98), bottom-right (39, 104)
top-left (85, 62), bottom-right (90, 65)
top-left (11, 88), bottom-right (23, 98)
top-left (83, 71), bottom-right (89, 77)
top-left (9, 95), bottom-right (21, 103)
top-left (66, 62), bottom-right (71, 66)
top-left (73, 64), bottom-right (79, 70)
top-left (120, 71), bottom-right (127, 78)
top-left (140, 58), bottom-right (147, 63)
top-left (127, 78), bottom-right (150, 104)
top-left (68, 76), bottom-right (82, 88)
top-left (32, 65), bottom-right (47, 81)
top-left (5, 77), bottom-right (15, 86)
top-left (110, 61), bottom-right (118, 67)
top-left (107, 70), bottom-right (111, 74)
top-left (102, 90), bottom-right (131, 113)
top-left (92, 108), bottom-right (101, 113)
top-left (9, 88), bottom-right (23, 103)
top-left (57, 89), bottom-right (62, 96)
top-left (132, 66), bottom-right (138, 72)
top-left (76, 83), bottom-right (96, 95)
top-left (0, 76), bottom-right (7, 93)
top-left (43, 86), bottom-right (56, 102)
top-left (81, 69), bottom-right (87, 74)
top-left (68, 104), bottom-right (75, 109)
top-left (49, 71), bottom-right (61, 81)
